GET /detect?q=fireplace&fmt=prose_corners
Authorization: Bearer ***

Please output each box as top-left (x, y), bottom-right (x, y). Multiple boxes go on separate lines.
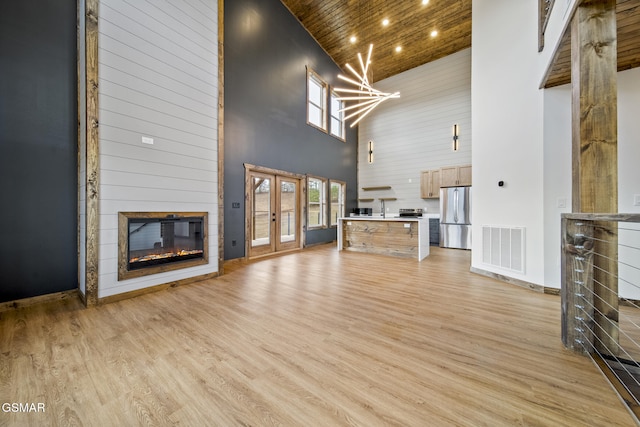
top-left (118, 212), bottom-right (208, 280)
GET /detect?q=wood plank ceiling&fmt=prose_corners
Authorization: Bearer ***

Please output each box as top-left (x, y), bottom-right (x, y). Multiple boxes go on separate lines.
top-left (280, 0), bottom-right (640, 87)
top-left (542, 0), bottom-right (640, 88)
top-left (280, 0), bottom-right (472, 83)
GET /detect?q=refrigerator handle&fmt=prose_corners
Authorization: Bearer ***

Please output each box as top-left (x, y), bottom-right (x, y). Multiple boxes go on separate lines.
top-left (453, 188), bottom-right (459, 223)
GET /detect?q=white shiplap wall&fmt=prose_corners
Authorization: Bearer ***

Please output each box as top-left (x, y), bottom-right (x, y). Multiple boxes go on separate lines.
top-left (97, 0), bottom-right (218, 298)
top-left (358, 48), bottom-right (471, 215)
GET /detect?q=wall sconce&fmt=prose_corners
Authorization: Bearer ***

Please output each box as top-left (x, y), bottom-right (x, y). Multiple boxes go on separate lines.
top-left (452, 124), bottom-right (459, 151)
top-left (368, 140), bottom-right (374, 163)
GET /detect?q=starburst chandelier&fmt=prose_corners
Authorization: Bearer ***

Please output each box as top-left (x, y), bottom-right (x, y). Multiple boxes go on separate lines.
top-left (334, 44), bottom-right (400, 127)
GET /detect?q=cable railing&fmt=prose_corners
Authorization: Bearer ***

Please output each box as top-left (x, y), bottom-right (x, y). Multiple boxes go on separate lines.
top-left (561, 213), bottom-right (640, 422)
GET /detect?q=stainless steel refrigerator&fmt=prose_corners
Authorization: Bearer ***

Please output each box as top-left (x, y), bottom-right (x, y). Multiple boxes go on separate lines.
top-left (439, 186), bottom-right (471, 249)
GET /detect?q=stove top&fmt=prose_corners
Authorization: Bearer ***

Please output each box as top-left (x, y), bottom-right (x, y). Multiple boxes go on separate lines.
top-left (398, 208), bottom-right (423, 217)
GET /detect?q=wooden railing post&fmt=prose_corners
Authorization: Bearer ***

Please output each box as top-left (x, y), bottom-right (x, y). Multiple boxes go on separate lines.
top-left (570, 0), bottom-right (619, 355)
top-left (562, 217), bottom-right (594, 353)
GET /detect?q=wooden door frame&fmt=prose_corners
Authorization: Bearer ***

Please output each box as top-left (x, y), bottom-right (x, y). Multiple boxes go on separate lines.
top-left (244, 164), bottom-right (306, 260)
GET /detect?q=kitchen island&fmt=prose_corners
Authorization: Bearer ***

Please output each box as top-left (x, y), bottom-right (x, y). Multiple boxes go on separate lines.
top-left (337, 216), bottom-right (430, 261)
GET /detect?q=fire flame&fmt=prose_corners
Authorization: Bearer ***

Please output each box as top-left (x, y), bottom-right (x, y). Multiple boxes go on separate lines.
top-left (130, 249), bottom-right (203, 264)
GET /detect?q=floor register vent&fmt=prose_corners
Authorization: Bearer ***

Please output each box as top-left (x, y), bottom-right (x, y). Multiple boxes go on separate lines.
top-left (482, 226), bottom-right (525, 274)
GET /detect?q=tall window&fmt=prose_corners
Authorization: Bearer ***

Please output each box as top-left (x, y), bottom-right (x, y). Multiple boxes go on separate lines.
top-left (307, 68), bottom-right (327, 131)
top-left (307, 176), bottom-right (327, 229)
top-left (330, 90), bottom-right (345, 140)
top-left (330, 180), bottom-right (346, 226)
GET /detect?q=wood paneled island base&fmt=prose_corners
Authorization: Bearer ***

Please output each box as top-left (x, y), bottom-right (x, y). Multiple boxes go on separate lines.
top-left (338, 217), bottom-right (430, 260)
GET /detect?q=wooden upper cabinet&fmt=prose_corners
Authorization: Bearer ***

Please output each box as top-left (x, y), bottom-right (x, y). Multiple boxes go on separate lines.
top-left (439, 166), bottom-right (458, 188)
top-left (422, 164), bottom-right (471, 197)
top-left (420, 169), bottom-right (440, 198)
top-left (440, 164), bottom-right (472, 187)
top-left (458, 165), bottom-right (472, 186)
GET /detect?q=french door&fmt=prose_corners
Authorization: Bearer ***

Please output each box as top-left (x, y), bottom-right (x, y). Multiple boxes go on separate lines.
top-left (247, 167), bottom-right (303, 258)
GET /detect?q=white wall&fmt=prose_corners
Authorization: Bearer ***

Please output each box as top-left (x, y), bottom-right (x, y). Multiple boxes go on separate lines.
top-left (544, 68), bottom-right (640, 299)
top-left (619, 68), bottom-right (640, 214)
top-left (530, 0), bottom-right (579, 291)
top-left (609, 32), bottom-right (640, 301)
top-left (472, 0), bottom-right (545, 285)
top-left (542, 66), bottom-right (640, 290)
top-left (542, 85), bottom-right (571, 288)
top-left (97, 0), bottom-right (219, 298)
top-left (358, 48), bottom-right (472, 215)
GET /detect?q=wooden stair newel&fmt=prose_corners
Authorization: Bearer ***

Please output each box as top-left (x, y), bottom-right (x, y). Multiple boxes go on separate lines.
top-left (571, 0), bottom-right (619, 355)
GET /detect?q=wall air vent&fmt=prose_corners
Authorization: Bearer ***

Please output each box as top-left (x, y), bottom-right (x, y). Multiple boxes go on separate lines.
top-left (482, 226), bottom-right (525, 274)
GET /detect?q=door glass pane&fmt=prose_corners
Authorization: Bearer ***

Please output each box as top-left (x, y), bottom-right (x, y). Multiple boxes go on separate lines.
top-left (308, 177), bottom-right (323, 228)
top-left (330, 181), bottom-right (344, 226)
top-left (280, 180), bottom-right (296, 243)
top-left (252, 177), bottom-right (271, 247)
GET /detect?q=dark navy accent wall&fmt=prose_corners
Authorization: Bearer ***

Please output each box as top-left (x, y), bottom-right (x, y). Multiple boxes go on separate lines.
top-left (0, 1), bottom-right (78, 302)
top-left (224, 0), bottom-right (358, 259)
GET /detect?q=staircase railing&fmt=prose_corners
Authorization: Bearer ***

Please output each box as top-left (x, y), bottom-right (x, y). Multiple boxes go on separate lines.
top-left (561, 213), bottom-right (640, 421)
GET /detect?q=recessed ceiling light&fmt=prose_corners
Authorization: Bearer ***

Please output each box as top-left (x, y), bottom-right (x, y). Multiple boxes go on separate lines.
top-left (382, 18), bottom-right (389, 26)
top-left (350, 35), bottom-right (357, 43)
top-left (422, 0), bottom-right (430, 5)
top-left (430, 30), bottom-right (438, 37)
top-left (395, 46), bottom-right (402, 53)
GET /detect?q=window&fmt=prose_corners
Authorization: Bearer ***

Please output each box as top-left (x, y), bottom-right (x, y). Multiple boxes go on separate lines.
top-left (330, 180), bottom-right (346, 227)
top-left (307, 68), bottom-right (327, 131)
top-left (330, 90), bottom-right (345, 140)
top-left (307, 176), bottom-right (327, 229)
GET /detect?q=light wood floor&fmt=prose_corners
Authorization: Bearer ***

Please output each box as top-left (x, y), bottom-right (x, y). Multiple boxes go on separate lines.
top-left (0, 245), bottom-right (636, 426)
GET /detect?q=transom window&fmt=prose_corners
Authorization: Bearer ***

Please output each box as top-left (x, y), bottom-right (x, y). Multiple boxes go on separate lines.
top-left (307, 68), bottom-right (327, 131)
top-left (307, 176), bottom-right (327, 229)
